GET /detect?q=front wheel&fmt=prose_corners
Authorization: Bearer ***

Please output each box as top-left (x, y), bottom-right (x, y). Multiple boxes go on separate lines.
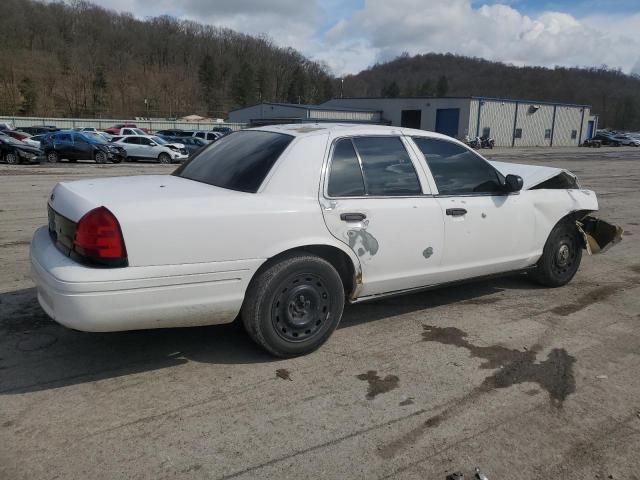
top-left (242, 254), bottom-right (345, 357)
top-left (94, 151), bottom-right (107, 164)
top-left (158, 153), bottom-right (171, 164)
top-left (531, 220), bottom-right (582, 287)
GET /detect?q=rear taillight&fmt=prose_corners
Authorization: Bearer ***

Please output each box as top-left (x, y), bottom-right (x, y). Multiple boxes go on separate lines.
top-left (73, 207), bottom-right (128, 267)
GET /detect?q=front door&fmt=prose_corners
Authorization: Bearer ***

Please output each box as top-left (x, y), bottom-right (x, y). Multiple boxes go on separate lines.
top-left (410, 136), bottom-right (535, 282)
top-left (321, 135), bottom-right (445, 297)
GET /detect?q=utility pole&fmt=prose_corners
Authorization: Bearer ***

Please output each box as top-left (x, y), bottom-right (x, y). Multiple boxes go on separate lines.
top-left (340, 78), bottom-right (344, 99)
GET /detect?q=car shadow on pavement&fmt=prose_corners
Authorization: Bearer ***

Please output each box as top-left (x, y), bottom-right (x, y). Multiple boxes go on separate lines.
top-left (0, 276), bottom-right (542, 395)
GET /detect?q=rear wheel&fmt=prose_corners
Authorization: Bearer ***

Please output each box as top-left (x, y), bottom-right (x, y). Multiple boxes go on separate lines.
top-left (531, 220), bottom-right (582, 287)
top-left (242, 254), bottom-right (345, 357)
top-left (158, 153), bottom-right (171, 164)
top-left (46, 151), bottom-right (58, 163)
top-left (5, 152), bottom-right (19, 164)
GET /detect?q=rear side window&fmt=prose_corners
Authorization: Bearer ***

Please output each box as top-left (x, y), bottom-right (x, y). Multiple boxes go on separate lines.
top-left (353, 137), bottom-right (421, 196)
top-left (412, 137), bottom-right (503, 195)
top-left (174, 131), bottom-right (293, 193)
top-left (328, 139), bottom-right (365, 197)
top-left (56, 134), bottom-right (71, 142)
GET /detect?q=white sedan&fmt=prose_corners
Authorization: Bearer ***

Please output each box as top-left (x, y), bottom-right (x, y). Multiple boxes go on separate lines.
top-left (30, 124), bottom-right (621, 356)
top-left (113, 135), bottom-right (188, 163)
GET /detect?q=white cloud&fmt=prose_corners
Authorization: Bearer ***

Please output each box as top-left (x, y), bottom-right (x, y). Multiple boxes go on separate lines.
top-left (89, 0), bottom-right (640, 76)
top-left (321, 0), bottom-right (640, 75)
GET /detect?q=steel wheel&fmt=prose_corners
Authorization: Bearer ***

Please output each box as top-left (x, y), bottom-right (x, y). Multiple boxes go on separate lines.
top-left (551, 235), bottom-right (578, 279)
top-left (46, 151), bottom-right (58, 163)
top-left (271, 273), bottom-right (331, 342)
top-left (95, 151), bottom-right (106, 164)
top-left (5, 152), bottom-right (19, 164)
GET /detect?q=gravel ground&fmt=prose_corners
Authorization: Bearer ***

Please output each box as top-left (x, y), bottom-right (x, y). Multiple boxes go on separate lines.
top-left (1, 147), bottom-right (639, 480)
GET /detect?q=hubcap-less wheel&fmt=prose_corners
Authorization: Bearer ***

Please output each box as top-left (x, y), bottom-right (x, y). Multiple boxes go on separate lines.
top-left (551, 236), bottom-right (577, 278)
top-left (95, 152), bottom-right (106, 164)
top-left (5, 153), bottom-right (18, 164)
top-left (47, 151), bottom-right (58, 163)
top-left (272, 273), bottom-right (331, 342)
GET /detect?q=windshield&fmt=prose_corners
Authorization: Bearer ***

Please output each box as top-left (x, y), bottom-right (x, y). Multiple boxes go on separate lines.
top-left (84, 132), bottom-right (107, 144)
top-left (151, 136), bottom-right (168, 145)
top-left (174, 131), bottom-right (293, 193)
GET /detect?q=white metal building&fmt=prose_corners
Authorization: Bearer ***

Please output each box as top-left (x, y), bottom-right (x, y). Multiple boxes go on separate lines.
top-left (228, 102), bottom-right (382, 126)
top-left (322, 97), bottom-right (598, 147)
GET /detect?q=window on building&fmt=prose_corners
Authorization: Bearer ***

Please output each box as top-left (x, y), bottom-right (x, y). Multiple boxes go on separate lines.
top-left (545, 129), bottom-right (551, 139)
top-left (412, 137), bottom-right (504, 195)
top-left (353, 137), bottom-right (422, 196)
top-left (327, 139), bottom-right (365, 197)
top-left (514, 128), bottom-right (523, 139)
top-left (482, 127), bottom-right (491, 138)
top-left (571, 130), bottom-right (578, 139)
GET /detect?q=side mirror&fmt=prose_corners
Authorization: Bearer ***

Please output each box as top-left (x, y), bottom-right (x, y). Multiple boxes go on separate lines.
top-left (149, 142), bottom-right (157, 146)
top-left (504, 174), bottom-right (523, 193)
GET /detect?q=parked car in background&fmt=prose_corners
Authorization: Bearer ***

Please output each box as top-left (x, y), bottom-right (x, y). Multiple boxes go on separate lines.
top-left (0, 134), bottom-right (42, 164)
top-left (0, 122), bottom-right (14, 131)
top-left (193, 130), bottom-right (221, 142)
top-left (18, 126), bottom-right (59, 135)
top-left (156, 129), bottom-right (195, 138)
top-left (612, 134), bottom-right (640, 146)
top-left (211, 126), bottom-right (233, 135)
top-left (29, 134), bottom-right (47, 147)
top-left (40, 130), bottom-right (126, 163)
top-left (104, 123), bottom-right (150, 135)
top-left (174, 136), bottom-right (208, 155)
top-left (593, 133), bottom-right (622, 146)
top-left (31, 124), bottom-right (622, 357)
top-left (113, 135), bottom-right (188, 163)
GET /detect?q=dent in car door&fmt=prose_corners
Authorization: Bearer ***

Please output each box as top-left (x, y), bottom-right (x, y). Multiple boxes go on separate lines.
top-left (321, 136), bottom-right (445, 297)
top-left (410, 136), bottom-right (535, 281)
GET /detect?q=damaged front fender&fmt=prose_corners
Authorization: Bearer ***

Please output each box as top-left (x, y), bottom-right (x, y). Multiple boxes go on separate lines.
top-left (576, 216), bottom-right (624, 255)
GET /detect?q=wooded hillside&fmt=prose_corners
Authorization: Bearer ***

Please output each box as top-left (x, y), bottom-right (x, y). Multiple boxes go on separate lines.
top-left (0, 0), bottom-right (334, 119)
top-left (343, 53), bottom-right (640, 130)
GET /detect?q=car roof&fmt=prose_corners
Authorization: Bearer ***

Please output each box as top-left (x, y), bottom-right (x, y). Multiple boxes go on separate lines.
top-left (251, 123), bottom-right (461, 142)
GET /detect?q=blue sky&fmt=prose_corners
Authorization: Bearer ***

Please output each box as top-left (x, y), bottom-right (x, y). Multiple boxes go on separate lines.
top-left (95, 0), bottom-right (640, 76)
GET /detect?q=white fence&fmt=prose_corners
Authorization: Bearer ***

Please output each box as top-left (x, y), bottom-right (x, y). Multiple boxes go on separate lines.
top-left (0, 116), bottom-right (247, 132)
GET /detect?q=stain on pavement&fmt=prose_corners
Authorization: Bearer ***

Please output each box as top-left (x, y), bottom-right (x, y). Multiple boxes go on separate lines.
top-left (356, 370), bottom-right (399, 400)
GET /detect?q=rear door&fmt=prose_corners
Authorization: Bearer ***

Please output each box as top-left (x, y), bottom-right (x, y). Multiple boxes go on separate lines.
top-left (321, 135), bottom-right (445, 297)
top-left (410, 136), bottom-right (535, 281)
top-left (53, 133), bottom-right (73, 158)
top-left (122, 137), bottom-right (141, 157)
top-left (71, 133), bottom-right (93, 160)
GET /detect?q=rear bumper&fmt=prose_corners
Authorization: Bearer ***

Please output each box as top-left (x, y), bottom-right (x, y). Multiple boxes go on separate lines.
top-left (30, 226), bottom-right (258, 332)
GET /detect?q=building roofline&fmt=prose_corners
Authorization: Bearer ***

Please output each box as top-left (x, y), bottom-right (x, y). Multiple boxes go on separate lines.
top-left (324, 96), bottom-right (591, 108)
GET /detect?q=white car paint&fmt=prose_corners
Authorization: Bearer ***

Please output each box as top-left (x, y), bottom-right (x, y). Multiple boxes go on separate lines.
top-left (114, 135), bottom-right (188, 162)
top-left (31, 123), bottom-right (600, 333)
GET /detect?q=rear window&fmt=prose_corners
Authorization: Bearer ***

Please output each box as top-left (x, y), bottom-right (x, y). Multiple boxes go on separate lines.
top-left (173, 131), bottom-right (293, 193)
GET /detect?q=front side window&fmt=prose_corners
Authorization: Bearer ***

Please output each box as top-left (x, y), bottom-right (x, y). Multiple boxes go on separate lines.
top-left (352, 137), bottom-right (422, 196)
top-left (412, 137), bottom-right (504, 195)
top-left (327, 139), bottom-right (365, 197)
top-left (56, 134), bottom-right (72, 142)
top-left (174, 131), bottom-right (293, 193)
top-left (195, 132), bottom-right (205, 139)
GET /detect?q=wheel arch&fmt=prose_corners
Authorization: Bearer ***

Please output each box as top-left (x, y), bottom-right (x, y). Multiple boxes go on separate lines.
top-left (251, 243), bottom-right (362, 301)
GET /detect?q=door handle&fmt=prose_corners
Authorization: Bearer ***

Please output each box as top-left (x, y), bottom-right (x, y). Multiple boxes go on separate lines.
top-left (340, 212), bottom-right (366, 222)
top-left (446, 208), bottom-right (467, 217)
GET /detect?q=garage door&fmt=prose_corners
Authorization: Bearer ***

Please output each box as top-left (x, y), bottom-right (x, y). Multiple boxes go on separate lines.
top-left (435, 108), bottom-right (460, 138)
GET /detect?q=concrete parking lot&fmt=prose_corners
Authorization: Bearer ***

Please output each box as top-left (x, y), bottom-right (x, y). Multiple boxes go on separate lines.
top-left (1, 147), bottom-right (639, 479)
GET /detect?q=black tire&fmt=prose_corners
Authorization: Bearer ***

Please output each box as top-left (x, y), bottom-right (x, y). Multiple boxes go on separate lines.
top-left (46, 150), bottom-right (58, 163)
top-left (158, 153), bottom-right (171, 164)
top-left (5, 152), bottom-right (19, 164)
top-left (241, 254), bottom-right (345, 357)
top-left (94, 151), bottom-right (107, 164)
top-left (531, 220), bottom-right (582, 287)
